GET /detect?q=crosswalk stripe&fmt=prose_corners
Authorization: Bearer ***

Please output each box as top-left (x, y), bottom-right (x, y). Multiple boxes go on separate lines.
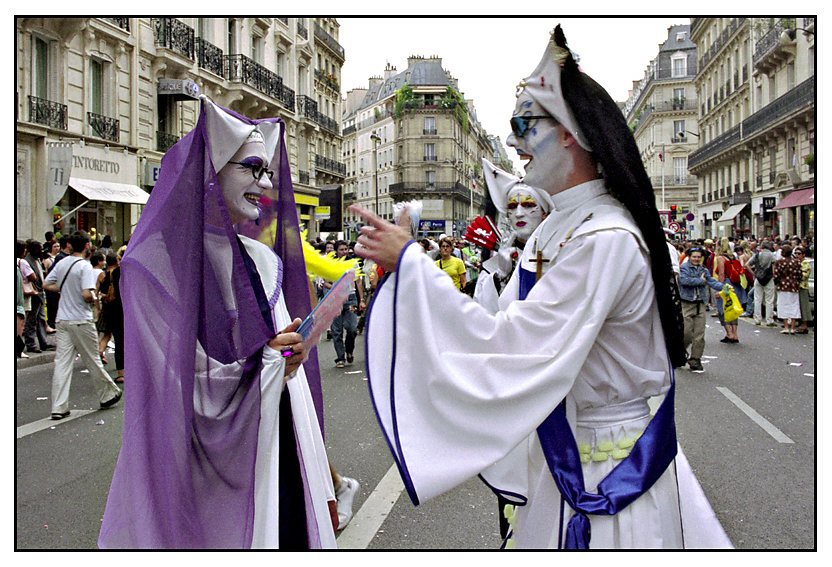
top-left (716, 387), bottom-right (794, 443)
top-left (336, 464), bottom-right (404, 549)
top-left (16, 409), bottom-right (98, 438)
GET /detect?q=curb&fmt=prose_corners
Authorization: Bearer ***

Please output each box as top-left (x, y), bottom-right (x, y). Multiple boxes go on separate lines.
top-left (16, 351), bottom-right (56, 370)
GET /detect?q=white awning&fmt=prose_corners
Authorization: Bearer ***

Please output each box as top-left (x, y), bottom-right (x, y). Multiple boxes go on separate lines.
top-left (717, 203), bottom-right (747, 223)
top-left (69, 177), bottom-right (149, 205)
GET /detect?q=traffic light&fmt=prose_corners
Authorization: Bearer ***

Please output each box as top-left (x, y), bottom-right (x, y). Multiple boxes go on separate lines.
top-left (670, 205), bottom-right (677, 220)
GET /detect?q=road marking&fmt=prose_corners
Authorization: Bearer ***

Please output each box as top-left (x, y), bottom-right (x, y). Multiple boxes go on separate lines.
top-left (16, 409), bottom-right (97, 439)
top-left (336, 464), bottom-right (404, 549)
top-left (716, 387), bottom-right (794, 444)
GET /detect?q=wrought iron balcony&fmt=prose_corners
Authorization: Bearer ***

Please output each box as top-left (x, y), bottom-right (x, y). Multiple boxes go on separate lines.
top-left (317, 114), bottom-right (340, 135)
top-left (153, 18), bottom-right (195, 61)
top-left (743, 76), bottom-right (814, 140)
top-left (314, 23), bottom-right (344, 60)
top-left (389, 181), bottom-right (477, 202)
top-left (224, 54), bottom-right (295, 111)
top-left (197, 38), bottom-right (224, 77)
top-left (342, 125), bottom-right (356, 136)
top-left (298, 94), bottom-right (318, 120)
top-left (88, 112), bottom-right (119, 142)
top-left (28, 96), bottom-right (67, 130)
top-left (652, 175), bottom-right (696, 187)
top-left (277, 17), bottom-right (289, 26)
top-left (753, 19), bottom-right (795, 70)
top-left (103, 18), bottom-right (130, 32)
top-left (297, 20), bottom-right (308, 40)
top-left (423, 155), bottom-right (438, 161)
top-left (314, 154), bottom-right (346, 176)
top-left (156, 131), bottom-right (179, 153)
top-left (423, 128), bottom-right (437, 135)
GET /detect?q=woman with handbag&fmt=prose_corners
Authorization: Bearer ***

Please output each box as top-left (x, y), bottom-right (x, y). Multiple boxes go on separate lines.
top-left (714, 237), bottom-right (740, 343)
top-left (773, 244), bottom-right (802, 334)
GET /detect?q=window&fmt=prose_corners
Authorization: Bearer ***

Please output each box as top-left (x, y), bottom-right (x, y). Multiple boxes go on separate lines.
top-left (32, 36), bottom-right (50, 100)
top-left (768, 76), bottom-right (776, 104)
top-left (425, 170), bottom-right (436, 188)
top-left (251, 35), bottom-right (263, 64)
top-left (673, 120), bottom-right (686, 141)
top-left (676, 31), bottom-right (687, 42)
top-left (787, 62), bottom-right (795, 90)
top-left (672, 87), bottom-right (685, 108)
top-left (673, 157), bottom-right (687, 183)
top-left (424, 116), bottom-right (436, 135)
top-left (424, 143), bottom-right (436, 161)
top-left (787, 138), bottom-right (796, 169)
top-left (227, 19), bottom-right (238, 55)
top-left (275, 50), bottom-right (285, 77)
top-left (671, 54), bottom-right (687, 77)
top-left (90, 59), bottom-right (103, 115)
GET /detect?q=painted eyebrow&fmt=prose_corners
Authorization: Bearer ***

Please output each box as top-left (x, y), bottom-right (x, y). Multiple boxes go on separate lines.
top-left (237, 156), bottom-right (265, 167)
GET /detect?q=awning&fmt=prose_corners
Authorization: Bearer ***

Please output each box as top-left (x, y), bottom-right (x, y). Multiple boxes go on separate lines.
top-left (772, 187), bottom-right (814, 210)
top-left (717, 203), bottom-right (747, 223)
top-left (696, 202), bottom-right (725, 218)
top-left (69, 177), bottom-right (149, 205)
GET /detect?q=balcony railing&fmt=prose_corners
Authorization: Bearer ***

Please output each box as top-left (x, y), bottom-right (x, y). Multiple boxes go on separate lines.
top-left (103, 18), bottom-right (130, 32)
top-left (28, 96), bottom-right (67, 130)
top-left (297, 94), bottom-right (318, 120)
top-left (197, 38), bottom-right (224, 77)
top-left (423, 128), bottom-right (437, 135)
top-left (315, 154), bottom-right (346, 176)
top-left (88, 112), bottom-right (119, 142)
top-left (153, 17), bottom-right (195, 61)
top-left (314, 23), bottom-right (345, 60)
top-left (298, 170), bottom-right (310, 185)
top-left (156, 131), bottom-right (179, 153)
top-left (317, 114), bottom-right (339, 135)
top-left (277, 17), bottom-right (289, 26)
top-left (389, 181), bottom-right (478, 203)
top-left (651, 175), bottom-right (696, 187)
top-left (342, 125), bottom-right (356, 136)
top-left (224, 54), bottom-right (295, 111)
top-left (742, 76), bottom-right (814, 140)
top-left (314, 68), bottom-right (340, 92)
top-left (297, 20), bottom-right (308, 40)
top-left (423, 155), bottom-right (438, 161)
top-left (753, 19), bottom-right (791, 67)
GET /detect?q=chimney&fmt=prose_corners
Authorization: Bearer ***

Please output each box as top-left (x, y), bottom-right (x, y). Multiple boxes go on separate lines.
top-left (368, 76), bottom-right (383, 90)
top-left (383, 62), bottom-right (397, 81)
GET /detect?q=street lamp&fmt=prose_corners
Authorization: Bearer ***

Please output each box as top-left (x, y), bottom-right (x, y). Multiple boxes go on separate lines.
top-left (370, 132), bottom-right (381, 217)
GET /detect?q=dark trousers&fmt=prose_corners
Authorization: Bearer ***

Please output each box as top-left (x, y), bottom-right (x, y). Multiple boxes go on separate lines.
top-left (24, 293), bottom-right (49, 350)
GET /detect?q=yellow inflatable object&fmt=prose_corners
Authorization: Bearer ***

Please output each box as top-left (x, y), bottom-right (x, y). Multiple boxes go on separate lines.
top-left (300, 230), bottom-right (362, 281)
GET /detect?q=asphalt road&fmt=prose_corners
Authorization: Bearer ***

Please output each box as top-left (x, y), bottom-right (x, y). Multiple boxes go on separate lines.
top-left (15, 315), bottom-right (815, 549)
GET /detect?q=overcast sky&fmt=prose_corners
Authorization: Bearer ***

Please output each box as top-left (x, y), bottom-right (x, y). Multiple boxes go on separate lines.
top-left (338, 17), bottom-right (686, 173)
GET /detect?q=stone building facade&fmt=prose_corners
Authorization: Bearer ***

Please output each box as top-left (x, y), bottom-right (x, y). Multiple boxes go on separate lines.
top-left (16, 17), bottom-right (345, 244)
top-left (341, 56), bottom-right (496, 239)
top-left (688, 17), bottom-right (815, 240)
top-left (625, 24), bottom-right (700, 237)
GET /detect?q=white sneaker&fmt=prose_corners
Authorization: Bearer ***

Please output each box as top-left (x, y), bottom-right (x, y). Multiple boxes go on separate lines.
top-left (335, 476), bottom-right (359, 530)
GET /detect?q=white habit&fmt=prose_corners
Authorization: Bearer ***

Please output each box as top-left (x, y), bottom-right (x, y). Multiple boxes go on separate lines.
top-left (365, 180), bottom-right (731, 549)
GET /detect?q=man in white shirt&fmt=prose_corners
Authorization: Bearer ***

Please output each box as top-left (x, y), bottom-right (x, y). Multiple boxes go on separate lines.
top-left (43, 230), bottom-right (122, 420)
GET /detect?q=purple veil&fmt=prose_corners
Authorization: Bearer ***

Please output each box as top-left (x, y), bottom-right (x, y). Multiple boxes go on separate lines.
top-left (98, 97), bottom-right (323, 548)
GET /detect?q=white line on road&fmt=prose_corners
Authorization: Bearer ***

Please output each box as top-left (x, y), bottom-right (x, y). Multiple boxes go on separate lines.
top-left (336, 464), bottom-right (404, 549)
top-left (716, 387), bottom-right (794, 444)
top-left (16, 409), bottom-right (98, 439)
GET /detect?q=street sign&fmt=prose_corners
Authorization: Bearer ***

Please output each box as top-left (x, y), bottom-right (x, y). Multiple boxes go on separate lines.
top-left (686, 212), bottom-right (695, 222)
top-left (668, 222), bottom-right (680, 233)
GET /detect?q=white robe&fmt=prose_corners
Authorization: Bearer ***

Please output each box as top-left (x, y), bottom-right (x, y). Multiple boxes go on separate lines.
top-left (196, 235), bottom-right (336, 548)
top-left (365, 180), bottom-right (731, 549)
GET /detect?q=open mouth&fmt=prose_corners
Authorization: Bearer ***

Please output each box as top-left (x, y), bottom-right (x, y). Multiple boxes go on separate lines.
top-left (243, 192), bottom-right (262, 205)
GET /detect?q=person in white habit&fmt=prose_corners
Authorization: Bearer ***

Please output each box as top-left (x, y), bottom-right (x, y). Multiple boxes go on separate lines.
top-left (350, 26), bottom-right (731, 549)
top-left (474, 159), bottom-right (553, 314)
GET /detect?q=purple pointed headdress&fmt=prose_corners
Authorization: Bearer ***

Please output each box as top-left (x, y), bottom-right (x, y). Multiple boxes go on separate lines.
top-left (98, 97), bottom-right (323, 548)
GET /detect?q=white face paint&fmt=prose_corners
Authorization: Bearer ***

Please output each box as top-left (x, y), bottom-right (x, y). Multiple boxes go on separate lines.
top-left (506, 186), bottom-right (545, 242)
top-left (506, 90), bottom-right (573, 196)
top-left (216, 140), bottom-right (273, 225)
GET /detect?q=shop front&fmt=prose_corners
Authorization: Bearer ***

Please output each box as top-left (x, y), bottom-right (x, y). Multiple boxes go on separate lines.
top-left (772, 187), bottom-right (814, 237)
top-left (53, 143), bottom-right (147, 247)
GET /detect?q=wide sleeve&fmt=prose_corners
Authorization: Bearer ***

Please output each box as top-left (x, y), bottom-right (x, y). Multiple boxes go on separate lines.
top-left (365, 231), bottom-right (650, 504)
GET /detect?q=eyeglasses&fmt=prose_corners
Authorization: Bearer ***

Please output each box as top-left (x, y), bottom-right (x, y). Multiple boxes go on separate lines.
top-left (510, 115), bottom-right (557, 138)
top-left (227, 161), bottom-right (274, 182)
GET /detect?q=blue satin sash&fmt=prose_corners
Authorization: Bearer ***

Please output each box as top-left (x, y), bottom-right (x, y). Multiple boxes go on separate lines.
top-left (518, 265), bottom-right (677, 549)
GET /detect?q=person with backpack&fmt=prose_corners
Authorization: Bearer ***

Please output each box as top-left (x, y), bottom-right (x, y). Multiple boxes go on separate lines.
top-left (713, 237), bottom-right (742, 343)
top-left (746, 240), bottom-right (777, 327)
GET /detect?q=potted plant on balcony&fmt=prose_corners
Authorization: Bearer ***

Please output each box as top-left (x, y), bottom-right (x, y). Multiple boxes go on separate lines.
top-left (804, 153), bottom-right (815, 171)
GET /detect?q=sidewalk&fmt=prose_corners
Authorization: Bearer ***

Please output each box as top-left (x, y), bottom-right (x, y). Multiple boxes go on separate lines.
top-left (16, 334), bottom-right (57, 370)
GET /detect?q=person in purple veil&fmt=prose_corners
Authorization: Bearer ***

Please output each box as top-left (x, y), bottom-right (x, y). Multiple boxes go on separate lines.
top-left (98, 96), bottom-right (337, 549)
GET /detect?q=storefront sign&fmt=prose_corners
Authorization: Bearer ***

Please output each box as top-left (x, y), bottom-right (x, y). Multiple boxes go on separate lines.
top-left (144, 161), bottom-right (162, 187)
top-left (157, 78), bottom-right (200, 99)
top-left (71, 145), bottom-right (137, 184)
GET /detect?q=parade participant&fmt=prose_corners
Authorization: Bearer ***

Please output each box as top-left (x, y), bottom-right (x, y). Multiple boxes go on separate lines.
top-left (473, 159), bottom-right (553, 313)
top-left (99, 96), bottom-right (336, 549)
top-left (351, 26), bottom-right (729, 549)
top-left (678, 247), bottom-right (727, 371)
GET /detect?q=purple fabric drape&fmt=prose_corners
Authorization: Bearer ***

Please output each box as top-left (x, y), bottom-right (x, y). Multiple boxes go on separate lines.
top-left (98, 100), bottom-right (322, 548)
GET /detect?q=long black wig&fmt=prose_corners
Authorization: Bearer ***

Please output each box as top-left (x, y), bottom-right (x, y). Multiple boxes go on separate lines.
top-left (554, 25), bottom-right (687, 368)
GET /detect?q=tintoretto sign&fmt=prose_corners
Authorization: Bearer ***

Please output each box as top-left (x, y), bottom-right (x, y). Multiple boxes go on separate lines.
top-left (73, 155), bottom-right (120, 174)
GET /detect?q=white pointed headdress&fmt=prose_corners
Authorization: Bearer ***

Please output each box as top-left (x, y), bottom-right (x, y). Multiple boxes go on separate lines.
top-left (517, 29), bottom-right (591, 152)
top-left (200, 94), bottom-right (280, 172)
top-left (482, 158), bottom-right (553, 215)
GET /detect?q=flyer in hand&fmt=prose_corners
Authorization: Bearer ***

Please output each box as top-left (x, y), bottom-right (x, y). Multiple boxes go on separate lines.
top-left (295, 269), bottom-right (356, 351)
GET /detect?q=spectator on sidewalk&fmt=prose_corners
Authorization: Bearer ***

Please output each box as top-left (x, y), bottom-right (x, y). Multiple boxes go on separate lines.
top-left (678, 247), bottom-right (726, 371)
top-left (773, 244), bottom-right (802, 335)
top-left (795, 246), bottom-right (812, 334)
top-left (747, 240), bottom-right (776, 326)
top-left (43, 230), bottom-right (122, 420)
top-left (23, 240), bottom-right (50, 354)
top-left (45, 234), bottom-right (73, 332)
top-left (16, 244), bottom-right (27, 359)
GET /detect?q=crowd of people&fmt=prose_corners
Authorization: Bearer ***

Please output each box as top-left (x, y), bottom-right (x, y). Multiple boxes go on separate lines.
top-left (16, 231), bottom-right (127, 417)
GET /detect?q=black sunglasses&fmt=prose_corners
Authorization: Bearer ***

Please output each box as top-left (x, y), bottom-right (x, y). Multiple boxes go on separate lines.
top-left (510, 115), bottom-right (557, 138)
top-left (227, 161), bottom-right (274, 182)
